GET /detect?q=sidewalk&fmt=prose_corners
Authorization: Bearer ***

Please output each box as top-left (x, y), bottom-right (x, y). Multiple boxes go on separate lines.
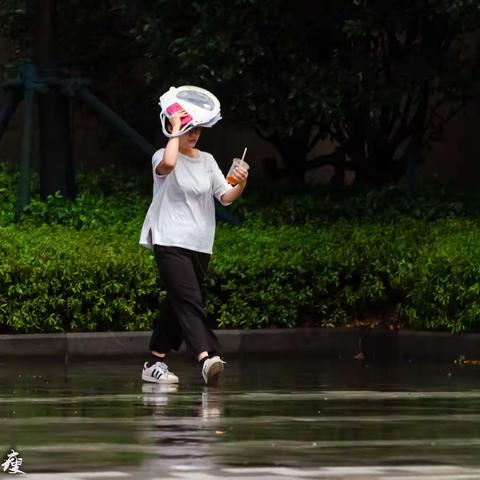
top-left (1, 328), bottom-right (479, 362)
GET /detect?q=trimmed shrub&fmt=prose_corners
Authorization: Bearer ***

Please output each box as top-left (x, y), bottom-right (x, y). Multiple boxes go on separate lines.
top-left (0, 223), bottom-right (160, 333)
top-left (1, 163), bottom-right (480, 333)
top-left (395, 220), bottom-right (480, 333)
top-left (1, 217), bottom-right (479, 333)
top-left (240, 184), bottom-right (480, 225)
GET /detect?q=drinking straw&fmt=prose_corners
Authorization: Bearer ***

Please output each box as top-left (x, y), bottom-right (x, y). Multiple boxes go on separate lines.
top-left (241, 147), bottom-right (248, 162)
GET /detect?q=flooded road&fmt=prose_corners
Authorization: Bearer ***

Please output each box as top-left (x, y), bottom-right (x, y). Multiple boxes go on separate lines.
top-left (1, 355), bottom-right (479, 479)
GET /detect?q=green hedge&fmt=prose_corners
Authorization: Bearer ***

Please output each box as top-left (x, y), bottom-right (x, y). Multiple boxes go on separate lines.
top-left (211, 218), bottom-right (480, 333)
top-left (3, 162), bottom-right (480, 230)
top-left (0, 163), bottom-right (150, 229)
top-left (1, 217), bottom-right (479, 334)
top-left (238, 183), bottom-right (480, 225)
top-left (0, 223), bottom-right (158, 333)
top-left (1, 162), bottom-right (480, 333)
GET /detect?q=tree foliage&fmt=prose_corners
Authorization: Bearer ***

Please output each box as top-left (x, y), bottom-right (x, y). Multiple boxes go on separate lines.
top-left (139, 0), bottom-right (480, 185)
top-left (328, 0), bottom-right (480, 184)
top-left (0, 0), bottom-right (152, 128)
top-left (1, 1), bottom-right (478, 186)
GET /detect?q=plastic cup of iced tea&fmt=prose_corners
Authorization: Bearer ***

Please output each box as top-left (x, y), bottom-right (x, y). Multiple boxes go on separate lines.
top-left (227, 157), bottom-right (249, 185)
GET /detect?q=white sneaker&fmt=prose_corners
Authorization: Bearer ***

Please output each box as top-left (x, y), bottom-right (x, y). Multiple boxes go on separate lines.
top-left (142, 361), bottom-right (179, 384)
top-left (201, 356), bottom-right (226, 385)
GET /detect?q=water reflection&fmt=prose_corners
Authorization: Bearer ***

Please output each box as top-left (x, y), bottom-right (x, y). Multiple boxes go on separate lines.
top-left (199, 389), bottom-right (224, 420)
top-left (142, 383), bottom-right (178, 408)
top-left (1, 356), bottom-right (480, 478)
top-left (139, 383), bottom-right (226, 476)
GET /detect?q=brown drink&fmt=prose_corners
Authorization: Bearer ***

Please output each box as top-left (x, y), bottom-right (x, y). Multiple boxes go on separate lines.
top-left (227, 157), bottom-right (249, 185)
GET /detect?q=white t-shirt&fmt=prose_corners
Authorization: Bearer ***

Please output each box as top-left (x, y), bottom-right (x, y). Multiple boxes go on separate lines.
top-left (139, 148), bottom-right (234, 254)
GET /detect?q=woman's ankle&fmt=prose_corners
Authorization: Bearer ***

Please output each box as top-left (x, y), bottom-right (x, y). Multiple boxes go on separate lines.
top-left (197, 351), bottom-right (209, 362)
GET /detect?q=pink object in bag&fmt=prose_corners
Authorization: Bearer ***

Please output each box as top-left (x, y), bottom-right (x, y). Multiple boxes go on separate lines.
top-left (166, 103), bottom-right (193, 126)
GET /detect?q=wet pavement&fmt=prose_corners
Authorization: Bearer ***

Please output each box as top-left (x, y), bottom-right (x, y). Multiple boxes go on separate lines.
top-left (1, 354), bottom-right (480, 479)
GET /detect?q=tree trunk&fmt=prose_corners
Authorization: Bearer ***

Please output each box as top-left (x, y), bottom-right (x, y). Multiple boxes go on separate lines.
top-left (30, 0), bottom-right (75, 199)
top-left (38, 92), bottom-right (74, 198)
top-left (272, 126), bottom-right (312, 185)
top-left (329, 165), bottom-right (345, 189)
top-left (278, 141), bottom-right (307, 184)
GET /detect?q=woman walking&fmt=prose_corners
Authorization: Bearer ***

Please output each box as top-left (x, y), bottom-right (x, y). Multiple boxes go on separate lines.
top-left (139, 96), bottom-right (248, 385)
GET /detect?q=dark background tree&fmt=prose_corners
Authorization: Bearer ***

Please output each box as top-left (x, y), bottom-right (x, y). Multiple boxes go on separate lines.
top-left (0, 0), bottom-right (151, 198)
top-left (138, 0), bottom-right (337, 184)
top-left (29, 0), bottom-right (74, 199)
top-left (1, 0), bottom-right (148, 112)
top-left (138, 0), bottom-right (479, 186)
top-left (325, 0), bottom-right (480, 186)
top-left (1, 0), bottom-right (479, 189)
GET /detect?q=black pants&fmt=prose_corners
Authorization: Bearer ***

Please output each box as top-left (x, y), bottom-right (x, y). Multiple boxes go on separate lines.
top-left (149, 245), bottom-right (220, 357)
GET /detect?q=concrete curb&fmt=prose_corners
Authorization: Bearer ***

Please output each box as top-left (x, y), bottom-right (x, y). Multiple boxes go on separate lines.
top-left (1, 328), bottom-right (479, 362)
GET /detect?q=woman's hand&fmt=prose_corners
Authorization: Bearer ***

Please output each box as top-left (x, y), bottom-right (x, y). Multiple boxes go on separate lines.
top-left (221, 166), bottom-right (248, 204)
top-left (169, 109), bottom-right (189, 133)
top-left (159, 109), bottom-right (190, 175)
top-left (232, 165), bottom-right (249, 185)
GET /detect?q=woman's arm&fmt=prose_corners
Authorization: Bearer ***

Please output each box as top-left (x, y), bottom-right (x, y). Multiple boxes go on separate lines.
top-left (220, 165), bottom-right (249, 204)
top-left (155, 111), bottom-right (186, 175)
top-left (220, 182), bottom-right (246, 204)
